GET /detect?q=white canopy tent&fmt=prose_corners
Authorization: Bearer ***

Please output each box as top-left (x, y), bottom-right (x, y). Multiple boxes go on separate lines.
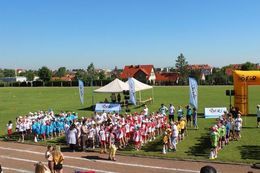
top-left (125, 77), bottom-right (153, 92)
top-left (94, 78), bottom-right (128, 93)
top-left (125, 78), bottom-right (154, 104)
top-left (94, 78), bottom-right (154, 105)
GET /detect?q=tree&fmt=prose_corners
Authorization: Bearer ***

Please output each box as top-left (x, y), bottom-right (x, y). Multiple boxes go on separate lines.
top-left (241, 62), bottom-right (258, 70)
top-left (0, 69), bottom-right (4, 78)
top-left (3, 69), bottom-right (15, 77)
top-left (86, 62), bottom-right (98, 81)
top-left (56, 67), bottom-right (67, 78)
top-left (98, 70), bottom-right (106, 80)
top-left (25, 70), bottom-right (35, 81)
top-left (175, 53), bottom-right (188, 84)
top-left (75, 69), bottom-right (88, 81)
top-left (38, 66), bottom-right (52, 82)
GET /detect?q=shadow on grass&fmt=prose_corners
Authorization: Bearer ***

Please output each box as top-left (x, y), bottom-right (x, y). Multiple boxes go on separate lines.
top-left (78, 105), bottom-right (95, 111)
top-left (197, 113), bottom-right (205, 118)
top-left (239, 145), bottom-right (260, 160)
top-left (241, 126), bottom-right (257, 129)
top-left (142, 136), bottom-right (163, 152)
top-left (186, 133), bottom-right (211, 158)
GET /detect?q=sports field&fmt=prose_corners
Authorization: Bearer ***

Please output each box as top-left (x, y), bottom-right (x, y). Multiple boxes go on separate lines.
top-left (0, 86), bottom-right (259, 164)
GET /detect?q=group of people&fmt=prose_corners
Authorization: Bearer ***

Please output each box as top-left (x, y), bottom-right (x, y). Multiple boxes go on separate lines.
top-left (209, 107), bottom-right (243, 160)
top-left (6, 103), bottom-right (198, 160)
top-left (160, 104), bottom-right (198, 154)
top-left (7, 111), bottom-right (78, 143)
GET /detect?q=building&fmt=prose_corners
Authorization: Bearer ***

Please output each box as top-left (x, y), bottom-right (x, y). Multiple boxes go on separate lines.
top-left (155, 72), bottom-right (180, 85)
top-left (0, 76), bottom-right (27, 82)
top-left (120, 65), bottom-right (156, 83)
top-left (225, 63), bottom-right (260, 76)
top-left (187, 64), bottom-right (213, 76)
top-left (16, 69), bottom-right (26, 75)
top-left (51, 74), bottom-right (75, 81)
top-left (225, 64), bottom-right (241, 76)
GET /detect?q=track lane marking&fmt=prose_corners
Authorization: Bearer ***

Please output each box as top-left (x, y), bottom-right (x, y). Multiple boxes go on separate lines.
top-left (2, 167), bottom-right (33, 173)
top-left (0, 155), bottom-right (117, 173)
top-left (0, 146), bottom-right (199, 173)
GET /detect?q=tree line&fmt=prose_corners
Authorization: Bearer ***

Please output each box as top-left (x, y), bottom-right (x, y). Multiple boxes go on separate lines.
top-left (0, 57), bottom-right (259, 86)
top-left (175, 53), bottom-right (259, 85)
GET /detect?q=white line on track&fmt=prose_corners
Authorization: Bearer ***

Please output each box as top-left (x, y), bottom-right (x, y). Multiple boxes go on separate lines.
top-left (0, 146), bottom-right (199, 173)
top-left (2, 167), bottom-right (33, 173)
top-left (0, 155), bottom-right (116, 173)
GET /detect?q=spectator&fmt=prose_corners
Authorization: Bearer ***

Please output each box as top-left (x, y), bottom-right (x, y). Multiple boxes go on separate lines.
top-left (186, 105), bottom-right (192, 127)
top-left (168, 104), bottom-right (175, 122)
top-left (192, 107), bottom-right (198, 129)
top-left (177, 106), bottom-right (184, 121)
top-left (81, 120), bottom-right (88, 151)
top-left (0, 164), bottom-right (2, 173)
top-left (143, 104), bottom-right (149, 117)
top-left (67, 123), bottom-right (77, 152)
top-left (159, 104), bottom-right (168, 116)
top-left (6, 120), bottom-right (13, 138)
top-left (108, 128), bottom-right (117, 161)
top-left (18, 118), bottom-right (26, 143)
top-left (117, 93), bottom-right (121, 103)
top-left (234, 114), bottom-right (243, 140)
top-left (200, 165), bottom-right (217, 173)
top-left (171, 121), bottom-right (178, 151)
top-left (52, 146), bottom-right (64, 173)
top-left (45, 145), bottom-right (54, 173)
top-left (35, 161), bottom-right (51, 173)
top-left (209, 126), bottom-right (219, 159)
top-left (162, 131), bottom-right (168, 154)
top-left (110, 93), bottom-right (116, 103)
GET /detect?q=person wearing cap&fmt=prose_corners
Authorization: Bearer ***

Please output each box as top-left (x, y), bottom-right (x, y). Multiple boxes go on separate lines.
top-left (162, 131), bottom-right (168, 154)
top-left (171, 121), bottom-right (179, 151)
top-left (234, 114), bottom-right (243, 140)
top-left (257, 105), bottom-right (260, 128)
top-left (209, 126), bottom-right (219, 159)
top-left (186, 105), bottom-right (192, 127)
top-left (177, 106), bottom-right (184, 121)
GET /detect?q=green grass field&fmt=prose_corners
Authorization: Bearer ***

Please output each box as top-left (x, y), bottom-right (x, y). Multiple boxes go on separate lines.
top-left (0, 86), bottom-right (259, 163)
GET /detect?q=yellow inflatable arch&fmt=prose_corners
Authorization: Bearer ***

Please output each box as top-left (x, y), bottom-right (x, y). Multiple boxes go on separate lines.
top-left (233, 70), bottom-right (260, 115)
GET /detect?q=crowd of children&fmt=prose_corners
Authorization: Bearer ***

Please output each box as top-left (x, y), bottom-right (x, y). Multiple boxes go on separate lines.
top-left (209, 110), bottom-right (243, 159)
top-left (6, 104), bottom-right (199, 158)
top-left (7, 111), bottom-right (78, 143)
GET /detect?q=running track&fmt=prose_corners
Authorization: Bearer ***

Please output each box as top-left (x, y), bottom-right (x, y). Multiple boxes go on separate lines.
top-left (0, 141), bottom-right (258, 173)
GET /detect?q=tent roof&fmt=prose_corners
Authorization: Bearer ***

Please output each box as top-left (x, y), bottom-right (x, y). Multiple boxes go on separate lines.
top-left (94, 78), bottom-right (128, 93)
top-left (125, 78), bottom-right (153, 92)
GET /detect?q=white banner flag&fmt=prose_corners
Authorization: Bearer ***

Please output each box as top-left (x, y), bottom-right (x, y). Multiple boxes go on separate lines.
top-left (189, 77), bottom-right (198, 109)
top-left (78, 80), bottom-right (84, 105)
top-left (128, 77), bottom-right (136, 105)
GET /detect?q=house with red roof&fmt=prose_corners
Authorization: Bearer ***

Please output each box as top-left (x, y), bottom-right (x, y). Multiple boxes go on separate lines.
top-left (51, 74), bottom-right (75, 81)
top-left (187, 64), bottom-right (213, 76)
top-left (121, 64), bottom-right (180, 85)
top-left (120, 65), bottom-right (156, 83)
top-left (155, 72), bottom-right (180, 85)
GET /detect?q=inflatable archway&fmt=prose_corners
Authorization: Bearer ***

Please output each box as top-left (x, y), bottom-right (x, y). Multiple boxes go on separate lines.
top-left (233, 70), bottom-right (260, 115)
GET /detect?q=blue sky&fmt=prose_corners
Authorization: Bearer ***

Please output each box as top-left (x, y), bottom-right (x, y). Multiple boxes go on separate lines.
top-left (0, 0), bottom-right (259, 70)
